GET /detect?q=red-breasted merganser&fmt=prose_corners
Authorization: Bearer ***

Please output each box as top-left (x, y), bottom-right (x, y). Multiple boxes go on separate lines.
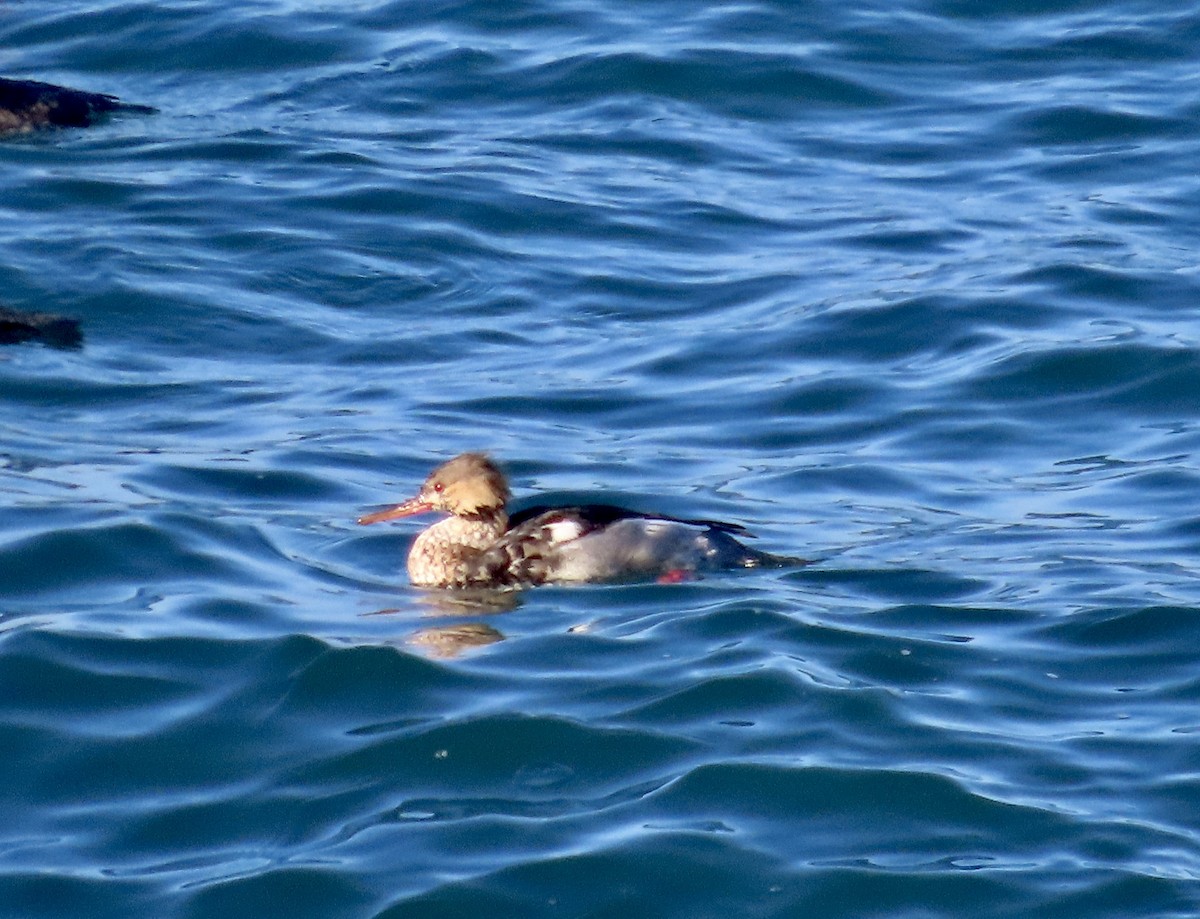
top-left (358, 452), bottom-right (797, 588)
top-left (0, 77), bottom-right (154, 135)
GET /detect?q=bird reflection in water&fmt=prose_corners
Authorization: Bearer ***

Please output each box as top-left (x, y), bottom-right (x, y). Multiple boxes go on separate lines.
top-left (362, 588), bottom-right (520, 658)
top-left (407, 621), bottom-right (505, 658)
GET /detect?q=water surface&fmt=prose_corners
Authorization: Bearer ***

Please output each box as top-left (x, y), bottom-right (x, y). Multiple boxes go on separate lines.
top-left (2, 1), bottom-right (1200, 916)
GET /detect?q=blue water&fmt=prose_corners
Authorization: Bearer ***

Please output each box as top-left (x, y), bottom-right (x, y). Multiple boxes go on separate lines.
top-left (3, 1), bottom-right (1200, 916)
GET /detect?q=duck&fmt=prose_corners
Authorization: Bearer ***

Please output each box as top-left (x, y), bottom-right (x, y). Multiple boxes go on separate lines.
top-left (0, 305), bottom-right (81, 347)
top-left (358, 452), bottom-right (798, 588)
top-left (0, 77), bottom-right (154, 135)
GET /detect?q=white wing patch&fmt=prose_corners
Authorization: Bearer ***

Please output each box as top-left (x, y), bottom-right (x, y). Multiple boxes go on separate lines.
top-left (544, 519), bottom-right (586, 544)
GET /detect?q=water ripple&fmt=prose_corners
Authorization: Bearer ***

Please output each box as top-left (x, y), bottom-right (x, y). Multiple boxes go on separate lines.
top-left (4, 0), bottom-right (1200, 915)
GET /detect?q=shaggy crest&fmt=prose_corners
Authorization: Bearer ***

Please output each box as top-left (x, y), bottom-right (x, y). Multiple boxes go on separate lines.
top-left (424, 452), bottom-right (509, 517)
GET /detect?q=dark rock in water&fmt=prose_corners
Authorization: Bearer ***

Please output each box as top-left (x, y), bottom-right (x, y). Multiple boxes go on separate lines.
top-left (0, 77), bottom-right (155, 134)
top-left (0, 306), bottom-right (82, 348)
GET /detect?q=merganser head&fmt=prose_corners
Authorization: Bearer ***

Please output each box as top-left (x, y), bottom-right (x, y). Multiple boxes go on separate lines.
top-left (358, 452), bottom-right (510, 524)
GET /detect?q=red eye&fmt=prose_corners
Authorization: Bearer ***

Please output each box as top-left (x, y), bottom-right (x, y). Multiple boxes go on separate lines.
top-left (433, 483), bottom-right (444, 493)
